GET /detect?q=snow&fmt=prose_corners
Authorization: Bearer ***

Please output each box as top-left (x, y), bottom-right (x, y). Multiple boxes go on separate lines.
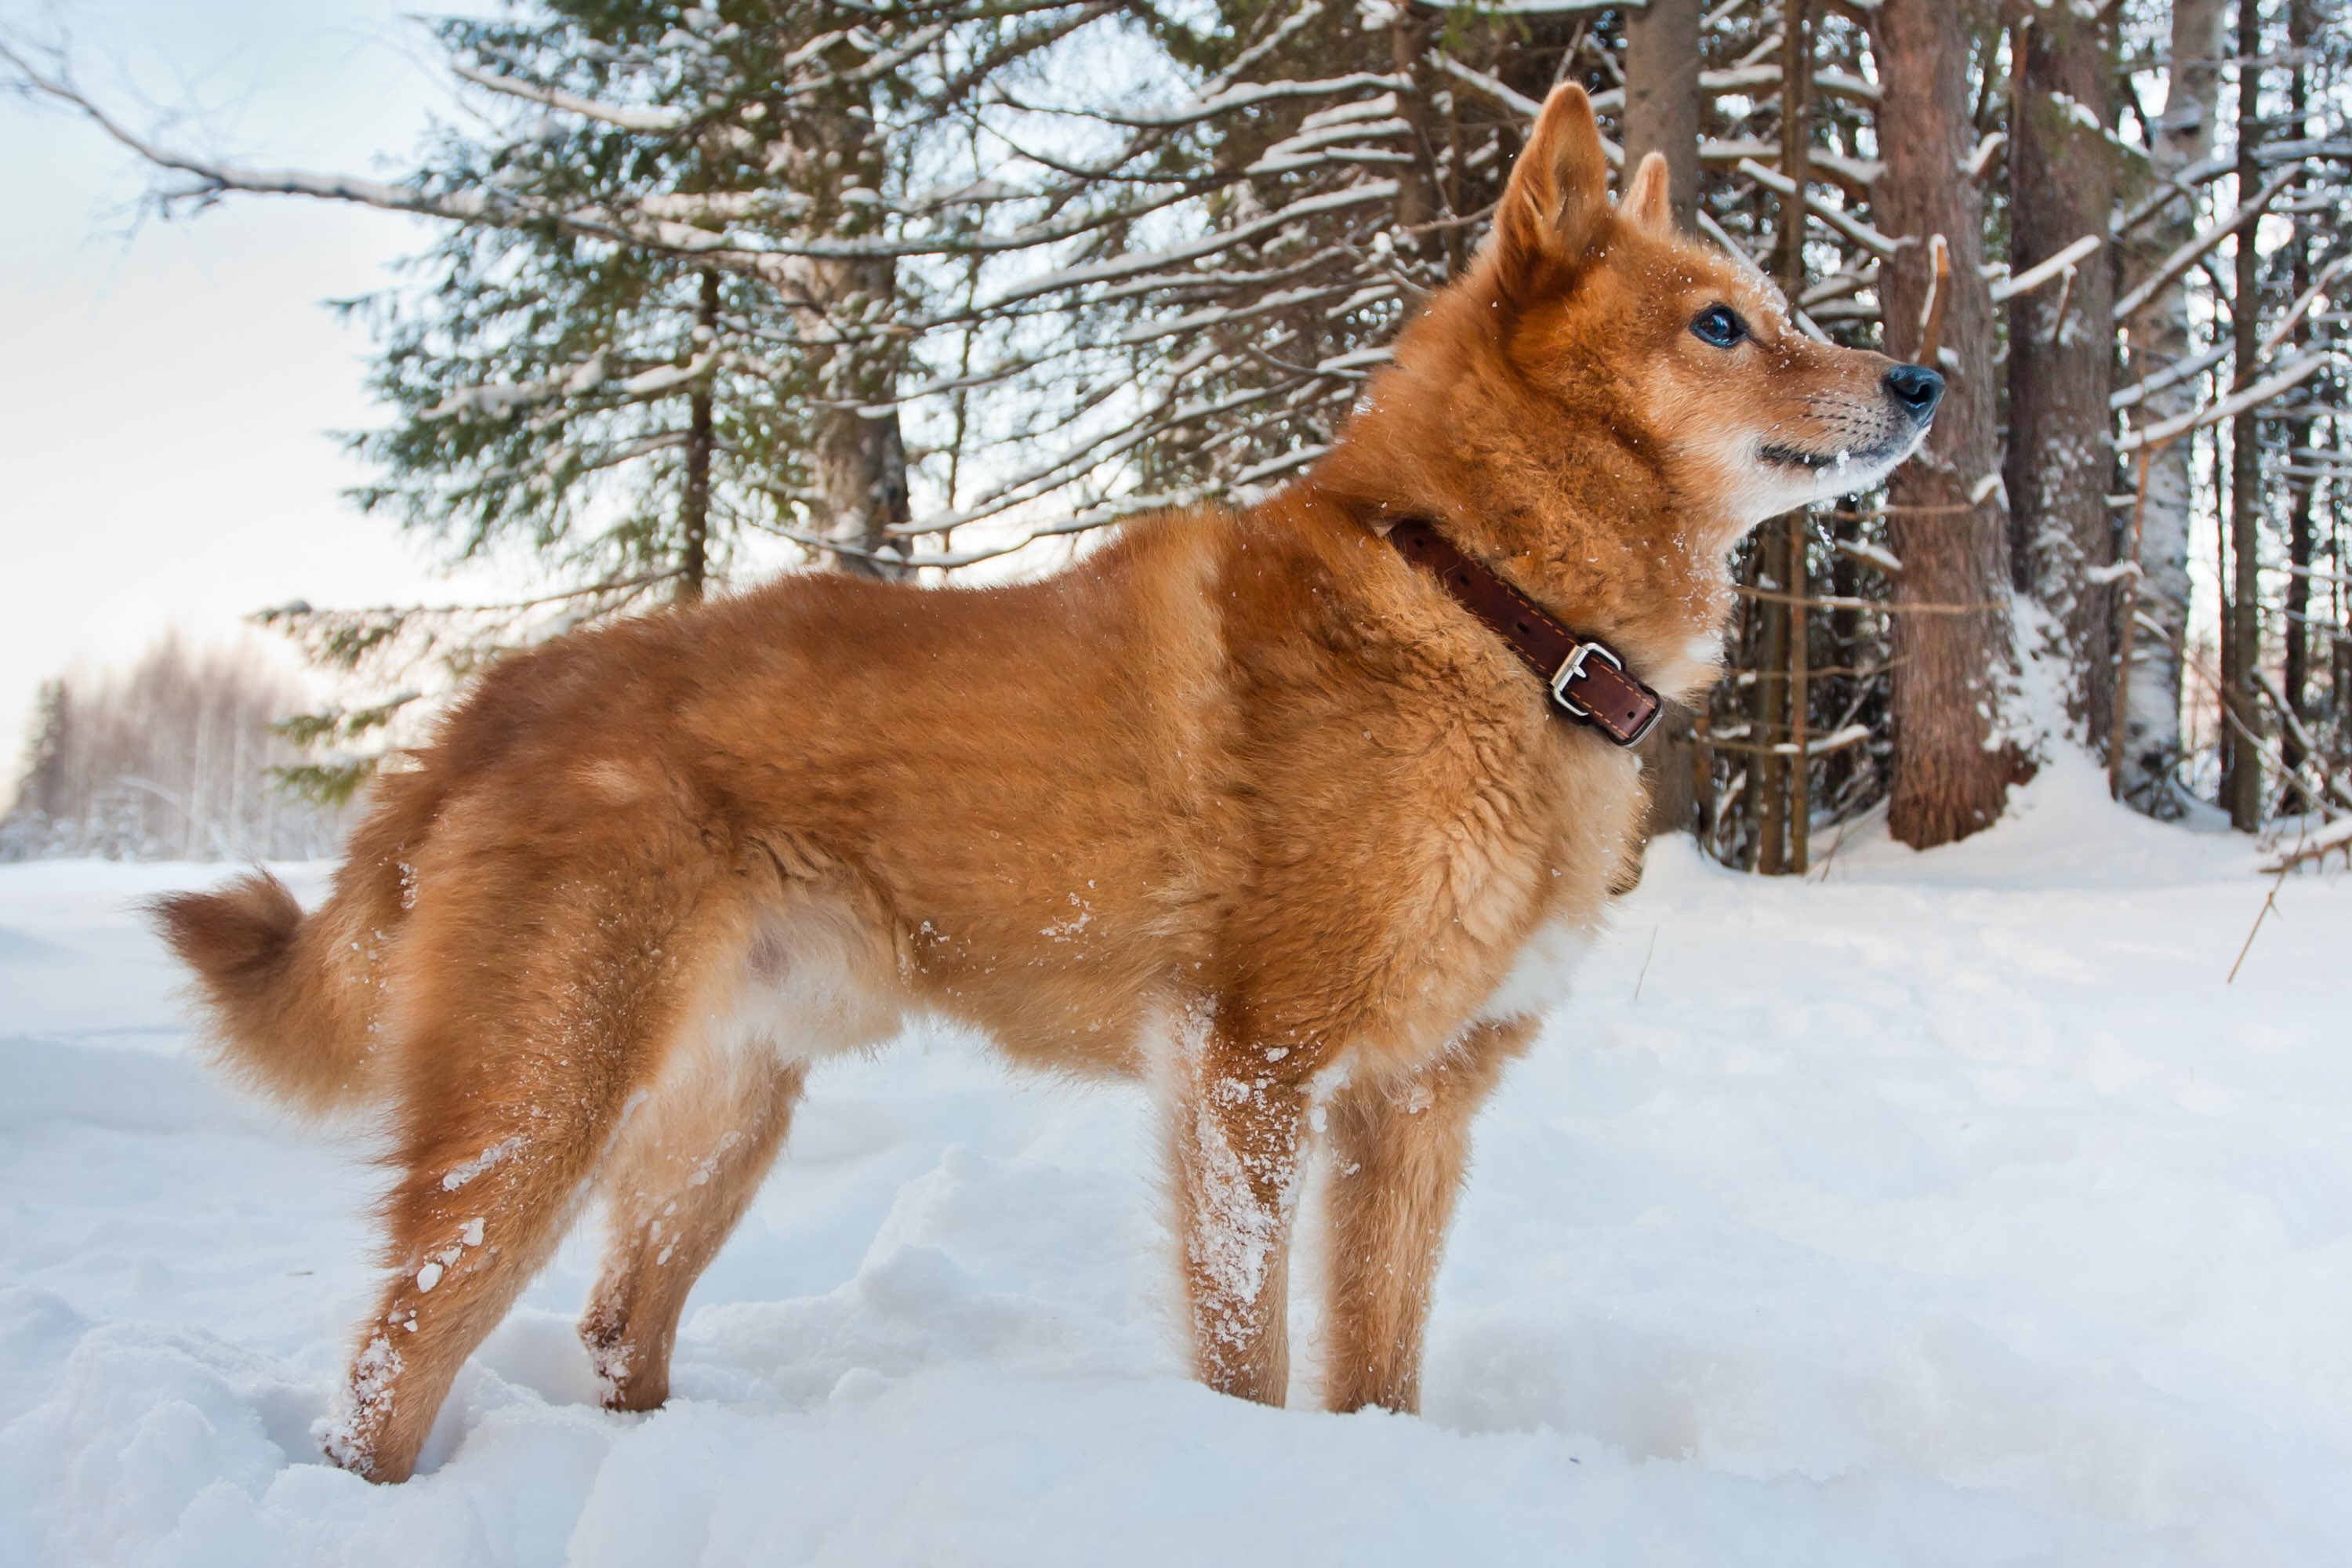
top-left (1987, 233), bottom-right (2103, 305)
top-left (442, 1141), bottom-right (524, 1192)
top-left (4, 755), bottom-right (2350, 1564)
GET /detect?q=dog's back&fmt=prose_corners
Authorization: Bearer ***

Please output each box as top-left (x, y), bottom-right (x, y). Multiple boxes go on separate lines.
top-left (162, 505), bottom-right (1238, 1103)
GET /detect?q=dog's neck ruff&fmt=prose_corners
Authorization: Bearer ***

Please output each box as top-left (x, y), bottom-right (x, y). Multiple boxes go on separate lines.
top-left (1386, 519), bottom-right (1664, 748)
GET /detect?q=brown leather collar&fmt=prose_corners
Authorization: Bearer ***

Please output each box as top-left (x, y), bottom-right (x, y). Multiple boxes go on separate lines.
top-left (1386, 518), bottom-right (1664, 747)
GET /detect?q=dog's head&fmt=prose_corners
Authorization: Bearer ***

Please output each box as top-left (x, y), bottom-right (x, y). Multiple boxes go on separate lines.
top-left (1375, 85), bottom-right (1941, 557)
top-left (1496, 85), bottom-right (1940, 538)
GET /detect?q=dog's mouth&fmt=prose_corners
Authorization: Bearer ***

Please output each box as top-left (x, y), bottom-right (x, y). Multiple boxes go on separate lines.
top-left (1758, 442), bottom-right (1837, 471)
top-left (1757, 429), bottom-right (1923, 478)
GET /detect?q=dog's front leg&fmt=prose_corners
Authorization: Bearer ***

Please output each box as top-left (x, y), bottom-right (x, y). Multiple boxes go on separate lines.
top-left (1167, 1017), bottom-right (1317, 1405)
top-left (1319, 1014), bottom-right (1535, 1414)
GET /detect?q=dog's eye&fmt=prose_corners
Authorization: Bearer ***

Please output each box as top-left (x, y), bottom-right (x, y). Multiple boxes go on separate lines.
top-left (1690, 306), bottom-right (1748, 348)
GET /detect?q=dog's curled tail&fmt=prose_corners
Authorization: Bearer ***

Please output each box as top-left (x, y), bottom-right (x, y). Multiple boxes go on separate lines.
top-left (151, 873), bottom-right (384, 1119)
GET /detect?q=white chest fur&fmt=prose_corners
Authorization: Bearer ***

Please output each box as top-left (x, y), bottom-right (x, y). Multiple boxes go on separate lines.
top-left (1475, 913), bottom-right (1596, 1025)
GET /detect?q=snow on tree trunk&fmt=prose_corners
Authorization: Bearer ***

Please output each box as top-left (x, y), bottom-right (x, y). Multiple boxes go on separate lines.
top-left (681, 269), bottom-right (719, 604)
top-left (2223, 0), bottom-right (2267, 832)
top-left (2006, 0), bottom-right (2117, 742)
top-left (2281, 0), bottom-right (2318, 776)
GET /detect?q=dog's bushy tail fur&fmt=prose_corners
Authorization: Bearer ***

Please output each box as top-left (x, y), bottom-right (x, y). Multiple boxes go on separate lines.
top-left (151, 873), bottom-right (383, 1118)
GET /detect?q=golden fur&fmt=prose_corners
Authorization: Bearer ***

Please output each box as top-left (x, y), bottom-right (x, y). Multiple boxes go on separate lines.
top-left (154, 86), bottom-right (1936, 1482)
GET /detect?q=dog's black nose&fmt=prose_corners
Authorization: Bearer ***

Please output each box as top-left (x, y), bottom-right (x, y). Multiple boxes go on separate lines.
top-left (1885, 363), bottom-right (1944, 423)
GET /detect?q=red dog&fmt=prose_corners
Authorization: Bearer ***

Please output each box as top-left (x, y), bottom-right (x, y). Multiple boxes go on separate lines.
top-left (159, 85), bottom-right (1940, 1482)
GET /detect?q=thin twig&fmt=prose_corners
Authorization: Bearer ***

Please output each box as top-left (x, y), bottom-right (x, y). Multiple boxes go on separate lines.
top-left (2227, 862), bottom-right (2292, 984)
top-left (1731, 585), bottom-right (2004, 614)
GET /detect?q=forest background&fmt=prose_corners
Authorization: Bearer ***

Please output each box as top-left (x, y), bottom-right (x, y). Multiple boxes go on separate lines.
top-left (3, 0), bottom-right (2348, 873)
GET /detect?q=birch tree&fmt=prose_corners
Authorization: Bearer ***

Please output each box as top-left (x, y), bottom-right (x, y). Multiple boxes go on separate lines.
top-left (2117, 0), bottom-right (2227, 810)
top-left (0, 639), bottom-right (350, 862)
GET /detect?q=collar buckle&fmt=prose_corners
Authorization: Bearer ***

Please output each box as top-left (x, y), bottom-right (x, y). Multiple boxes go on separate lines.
top-left (1548, 640), bottom-right (1624, 719)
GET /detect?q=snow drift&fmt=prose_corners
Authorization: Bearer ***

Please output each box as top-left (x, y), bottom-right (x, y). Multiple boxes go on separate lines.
top-left (2, 757), bottom-right (2348, 1566)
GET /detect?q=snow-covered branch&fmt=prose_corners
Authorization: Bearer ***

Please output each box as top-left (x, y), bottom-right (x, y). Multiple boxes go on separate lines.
top-left (2111, 343), bottom-right (2231, 412)
top-left (1065, 72), bottom-right (1410, 130)
top-left (2114, 167), bottom-right (2299, 322)
top-left (2117, 351), bottom-right (2336, 454)
top-left (1989, 233), bottom-right (2100, 304)
top-left (1431, 53), bottom-right (1542, 121)
top-left (1736, 158), bottom-right (1906, 257)
top-left (451, 64), bottom-right (691, 132)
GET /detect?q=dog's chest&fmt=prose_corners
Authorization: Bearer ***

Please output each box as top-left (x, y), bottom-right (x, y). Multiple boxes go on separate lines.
top-left (1450, 735), bottom-right (1632, 1029)
top-left (1473, 910), bottom-right (1596, 1025)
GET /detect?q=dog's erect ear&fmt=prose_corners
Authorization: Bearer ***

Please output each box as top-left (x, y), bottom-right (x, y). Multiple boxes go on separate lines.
top-left (1494, 85), bottom-right (1612, 292)
top-left (1621, 151), bottom-right (1673, 235)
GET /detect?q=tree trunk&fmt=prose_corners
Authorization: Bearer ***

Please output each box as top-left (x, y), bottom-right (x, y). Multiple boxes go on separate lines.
top-left (800, 251), bottom-right (913, 579)
top-left (1751, 517), bottom-right (1789, 872)
top-left (2336, 459), bottom-right (2352, 760)
top-left (1775, 0), bottom-right (1812, 873)
top-left (2223, 0), bottom-right (2265, 830)
top-left (797, 79), bottom-right (913, 579)
top-left (1870, 0), bottom-right (2030, 848)
top-left (1390, 13), bottom-right (1435, 236)
top-left (2119, 0), bottom-right (2228, 811)
top-left (1624, 0), bottom-right (1705, 844)
top-left (2006, 0), bottom-right (2116, 742)
top-left (679, 268), bottom-right (718, 603)
top-left (1624, 0), bottom-right (1703, 230)
top-left (2281, 0), bottom-right (2315, 776)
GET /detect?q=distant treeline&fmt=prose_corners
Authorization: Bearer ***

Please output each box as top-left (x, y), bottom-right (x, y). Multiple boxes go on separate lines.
top-left (2, 637), bottom-right (350, 862)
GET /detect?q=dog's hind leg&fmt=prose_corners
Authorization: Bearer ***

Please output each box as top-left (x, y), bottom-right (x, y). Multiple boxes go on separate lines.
top-left (1317, 1015), bottom-right (1534, 1414)
top-left (322, 859), bottom-right (726, 1483)
top-left (579, 1054), bottom-right (806, 1411)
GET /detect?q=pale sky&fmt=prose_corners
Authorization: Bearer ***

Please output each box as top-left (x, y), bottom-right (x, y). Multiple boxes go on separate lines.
top-left (0, 0), bottom-right (513, 807)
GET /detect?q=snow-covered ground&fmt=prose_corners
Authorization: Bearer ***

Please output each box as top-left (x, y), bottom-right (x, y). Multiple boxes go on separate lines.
top-left (3, 755), bottom-right (2348, 1566)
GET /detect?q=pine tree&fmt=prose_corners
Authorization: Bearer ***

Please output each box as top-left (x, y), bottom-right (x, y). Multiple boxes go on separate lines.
top-left (13, 1), bottom-right (2351, 855)
top-left (333, 2), bottom-right (928, 599)
top-left (10, 681), bottom-right (70, 821)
